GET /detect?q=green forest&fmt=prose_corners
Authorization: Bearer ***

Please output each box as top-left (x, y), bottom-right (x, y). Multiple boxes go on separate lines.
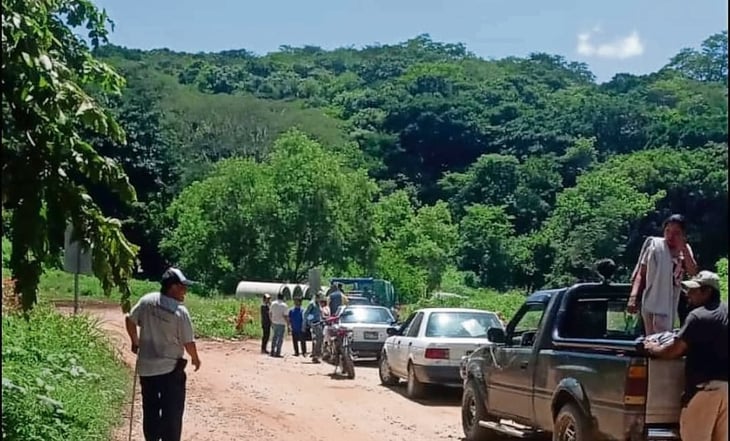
top-left (3, 0), bottom-right (728, 308)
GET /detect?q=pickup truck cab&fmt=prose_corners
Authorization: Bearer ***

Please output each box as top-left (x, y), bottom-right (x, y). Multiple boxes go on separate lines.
top-left (460, 282), bottom-right (683, 441)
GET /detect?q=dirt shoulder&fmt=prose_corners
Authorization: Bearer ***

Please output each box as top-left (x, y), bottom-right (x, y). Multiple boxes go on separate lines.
top-left (61, 302), bottom-right (465, 441)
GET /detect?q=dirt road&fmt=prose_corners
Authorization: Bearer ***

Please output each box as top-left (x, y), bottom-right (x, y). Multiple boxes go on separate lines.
top-left (65, 303), bottom-right (465, 441)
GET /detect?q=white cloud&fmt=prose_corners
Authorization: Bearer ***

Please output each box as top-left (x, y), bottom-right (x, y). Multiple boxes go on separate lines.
top-left (576, 29), bottom-right (644, 59)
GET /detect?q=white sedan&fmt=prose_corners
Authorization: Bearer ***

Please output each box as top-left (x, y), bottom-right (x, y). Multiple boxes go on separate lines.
top-left (337, 305), bottom-right (397, 360)
top-left (378, 308), bottom-right (503, 398)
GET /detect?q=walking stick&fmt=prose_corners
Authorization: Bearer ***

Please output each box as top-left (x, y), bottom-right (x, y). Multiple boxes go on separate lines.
top-left (128, 360), bottom-right (139, 441)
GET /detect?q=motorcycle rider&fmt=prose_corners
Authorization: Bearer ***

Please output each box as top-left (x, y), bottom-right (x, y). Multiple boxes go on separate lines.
top-left (304, 294), bottom-right (324, 364)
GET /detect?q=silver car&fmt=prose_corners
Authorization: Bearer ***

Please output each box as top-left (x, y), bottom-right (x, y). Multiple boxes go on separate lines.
top-left (337, 305), bottom-right (397, 360)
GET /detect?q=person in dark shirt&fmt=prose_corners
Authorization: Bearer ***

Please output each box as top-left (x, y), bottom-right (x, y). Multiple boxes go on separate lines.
top-left (288, 297), bottom-right (307, 356)
top-left (260, 294), bottom-right (272, 354)
top-left (644, 270), bottom-right (727, 441)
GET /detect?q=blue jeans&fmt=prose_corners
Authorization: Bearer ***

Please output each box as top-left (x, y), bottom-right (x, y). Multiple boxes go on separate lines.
top-left (271, 324), bottom-right (286, 356)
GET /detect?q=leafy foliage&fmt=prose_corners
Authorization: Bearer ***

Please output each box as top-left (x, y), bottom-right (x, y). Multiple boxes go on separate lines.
top-left (161, 130), bottom-right (378, 292)
top-left (4, 9), bottom-right (727, 305)
top-left (2, 0), bottom-right (138, 311)
top-left (2, 306), bottom-right (128, 440)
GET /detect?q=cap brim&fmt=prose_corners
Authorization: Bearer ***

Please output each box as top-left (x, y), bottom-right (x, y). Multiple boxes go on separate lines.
top-left (681, 280), bottom-right (701, 290)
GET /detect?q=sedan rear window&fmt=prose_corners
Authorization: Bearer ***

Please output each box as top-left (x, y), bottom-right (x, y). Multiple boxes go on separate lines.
top-left (339, 307), bottom-right (394, 324)
top-left (425, 312), bottom-right (502, 338)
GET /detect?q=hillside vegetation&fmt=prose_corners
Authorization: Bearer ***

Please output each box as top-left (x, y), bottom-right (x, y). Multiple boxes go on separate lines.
top-left (3, 0), bottom-right (727, 307)
top-left (85, 33), bottom-right (728, 302)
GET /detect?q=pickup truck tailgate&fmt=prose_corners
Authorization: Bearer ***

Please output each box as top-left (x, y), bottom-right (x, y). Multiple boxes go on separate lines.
top-left (646, 358), bottom-right (684, 424)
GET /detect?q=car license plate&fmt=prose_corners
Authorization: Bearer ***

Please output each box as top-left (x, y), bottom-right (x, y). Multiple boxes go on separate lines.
top-left (364, 331), bottom-right (379, 340)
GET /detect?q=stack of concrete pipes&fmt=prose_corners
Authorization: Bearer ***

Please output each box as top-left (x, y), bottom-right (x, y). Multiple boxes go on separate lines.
top-left (234, 281), bottom-right (326, 300)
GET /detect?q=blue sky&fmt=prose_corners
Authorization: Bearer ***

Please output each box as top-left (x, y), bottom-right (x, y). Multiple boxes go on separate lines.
top-left (94, 0), bottom-right (727, 82)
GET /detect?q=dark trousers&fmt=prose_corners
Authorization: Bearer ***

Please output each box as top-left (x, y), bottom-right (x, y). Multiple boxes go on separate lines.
top-left (139, 361), bottom-right (187, 441)
top-left (292, 332), bottom-right (307, 355)
top-left (261, 325), bottom-right (271, 352)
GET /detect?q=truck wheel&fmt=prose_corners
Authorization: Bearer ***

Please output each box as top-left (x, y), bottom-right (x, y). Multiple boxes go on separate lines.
top-left (462, 380), bottom-right (500, 441)
top-left (378, 353), bottom-right (399, 386)
top-left (406, 362), bottom-right (426, 399)
top-left (553, 403), bottom-right (591, 441)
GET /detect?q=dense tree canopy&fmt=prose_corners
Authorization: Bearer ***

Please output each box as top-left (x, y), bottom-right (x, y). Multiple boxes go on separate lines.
top-left (3, 10), bottom-right (727, 306)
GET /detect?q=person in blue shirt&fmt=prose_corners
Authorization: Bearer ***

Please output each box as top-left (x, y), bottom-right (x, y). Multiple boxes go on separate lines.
top-left (288, 297), bottom-right (307, 357)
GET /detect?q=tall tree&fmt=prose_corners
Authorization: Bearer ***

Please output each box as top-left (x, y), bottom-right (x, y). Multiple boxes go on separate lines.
top-left (2, 0), bottom-right (138, 310)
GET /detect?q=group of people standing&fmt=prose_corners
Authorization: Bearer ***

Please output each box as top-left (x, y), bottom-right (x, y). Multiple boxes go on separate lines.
top-left (118, 214), bottom-right (726, 441)
top-left (259, 283), bottom-right (347, 363)
top-left (628, 214), bottom-right (727, 441)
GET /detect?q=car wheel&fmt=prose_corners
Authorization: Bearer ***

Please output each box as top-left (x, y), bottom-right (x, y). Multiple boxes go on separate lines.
top-left (461, 379), bottom-right (502, 441)
top-left (406, 362), bottom-right (426, 399)
top-left (553, 403), bottom-right (592, 441)
top-left (378, 352), bottom-right (399, 386)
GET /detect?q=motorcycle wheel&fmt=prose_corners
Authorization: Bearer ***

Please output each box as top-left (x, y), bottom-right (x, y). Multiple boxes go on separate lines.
top-left (342, 351), bottom-right (356, 380)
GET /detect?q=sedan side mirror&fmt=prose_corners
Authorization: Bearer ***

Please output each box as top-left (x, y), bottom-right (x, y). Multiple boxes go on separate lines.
top-left (386, 326), bottom-right (400, 336)
top-left (487, 327), bottom-right (506, 344)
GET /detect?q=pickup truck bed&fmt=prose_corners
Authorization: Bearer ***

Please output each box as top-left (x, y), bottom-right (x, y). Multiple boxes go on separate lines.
top-left (461, 283), bottom-right (684, 441)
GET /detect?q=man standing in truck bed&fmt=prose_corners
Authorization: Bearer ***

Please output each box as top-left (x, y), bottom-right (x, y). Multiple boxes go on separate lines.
top-left (644, 270), bottom-right (727, 441)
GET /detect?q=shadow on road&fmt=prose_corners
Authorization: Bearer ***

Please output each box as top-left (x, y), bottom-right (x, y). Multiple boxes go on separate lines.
top-left (384, 383), bottom-right (463, 407)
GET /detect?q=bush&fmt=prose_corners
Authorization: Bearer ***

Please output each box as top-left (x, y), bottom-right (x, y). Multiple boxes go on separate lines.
top-left (2, 306), bottom-right (129, 441)
top-left (715, 257), bottom-right (728, 301)
top-left (400, 288), bottom-right (527, 322)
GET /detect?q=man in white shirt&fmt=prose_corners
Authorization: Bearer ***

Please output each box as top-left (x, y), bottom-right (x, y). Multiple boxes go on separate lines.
top-left (269, 293), bottom-right (289, 358)
top-left (125, 267), bottom-right (201, 441)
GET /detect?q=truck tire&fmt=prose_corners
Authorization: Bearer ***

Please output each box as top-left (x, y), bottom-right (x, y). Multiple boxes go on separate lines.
top-left (553, 402), bottom-right (591, 441)
top-left (406, 362), bottom-right (426, 399)
top-left (378, 353), bottom-right (399, 386)
top-left (461, 380), bottom-right (502, 441)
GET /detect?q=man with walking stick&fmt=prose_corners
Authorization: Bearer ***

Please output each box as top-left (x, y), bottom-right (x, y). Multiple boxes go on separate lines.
top-left (125, 267), bottom-right (201, 441)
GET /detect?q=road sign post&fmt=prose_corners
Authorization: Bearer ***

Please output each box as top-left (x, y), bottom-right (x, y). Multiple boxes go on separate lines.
top-left (63, 224), bottom-right (93, 314)
top-left (308, 268), bottom-right (321, 299)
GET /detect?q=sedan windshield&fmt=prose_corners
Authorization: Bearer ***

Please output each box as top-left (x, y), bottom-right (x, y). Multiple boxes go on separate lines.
top-left (339, 307), bottom-right (394, 324)
top-left (425, 312), bottom-right (502, 338)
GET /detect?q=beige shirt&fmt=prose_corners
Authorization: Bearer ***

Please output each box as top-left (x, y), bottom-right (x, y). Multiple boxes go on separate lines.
top-left (269, 299), bottom-right (289, 326)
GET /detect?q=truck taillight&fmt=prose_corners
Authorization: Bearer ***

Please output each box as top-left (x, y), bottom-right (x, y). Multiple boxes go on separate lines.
top-left (624, 361), bottom-right (648, 405)
top-left (425, 348), bottom-right (450, 359)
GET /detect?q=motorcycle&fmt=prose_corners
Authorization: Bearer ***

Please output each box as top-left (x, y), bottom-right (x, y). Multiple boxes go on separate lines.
top-left (321, 317), bottom-right (356, 379)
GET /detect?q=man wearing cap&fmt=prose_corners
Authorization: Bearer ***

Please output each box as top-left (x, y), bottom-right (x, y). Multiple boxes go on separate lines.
top-left (125, 267), bottom-right (201, 441)
top-left (260, 294), bottom-right (272, 354)
top-left (644, 270), bottom-right (727, 441)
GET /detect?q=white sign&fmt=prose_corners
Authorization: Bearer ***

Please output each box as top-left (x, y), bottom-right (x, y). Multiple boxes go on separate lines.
top-left (63, 224), bottom-right (93, 275)
top-left (308, 268), bottom-right (321, 296)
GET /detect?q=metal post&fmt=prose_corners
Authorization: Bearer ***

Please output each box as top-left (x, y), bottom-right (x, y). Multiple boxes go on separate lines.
top-left (73, 245), bottom-right (80, 315)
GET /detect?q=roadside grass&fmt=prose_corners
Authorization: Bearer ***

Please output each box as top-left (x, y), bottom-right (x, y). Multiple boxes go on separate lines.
top-left (38, 268), bottom-right (263, 340)
top-left (2, 304), bottom-right (129, 441)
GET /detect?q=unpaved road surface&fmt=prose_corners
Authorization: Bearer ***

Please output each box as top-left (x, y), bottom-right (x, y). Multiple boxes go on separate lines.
top-left (61, 302), bottom-right (465, 441)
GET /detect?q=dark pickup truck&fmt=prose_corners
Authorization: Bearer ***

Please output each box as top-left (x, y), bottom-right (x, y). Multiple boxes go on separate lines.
top-left (460, 282), bottom-right (684, 441)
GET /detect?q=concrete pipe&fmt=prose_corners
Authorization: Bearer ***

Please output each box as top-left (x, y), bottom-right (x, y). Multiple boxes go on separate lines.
top-left (302, 285), bottom-right (328, 300)
top-left (285, 284), bottom-right (304, 300)
top-left (235, 281), bottom-right (292, 300)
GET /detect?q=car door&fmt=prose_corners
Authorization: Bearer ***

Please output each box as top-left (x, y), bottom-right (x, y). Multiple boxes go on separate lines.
top-left (486, 302), bottom-right (547, 422)
top-left (385, 312), bottom-right (414, 375)
top-left (393, 312), bottom-right (423, 376)
top-left (403, 311), bottom-right (425, 367)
